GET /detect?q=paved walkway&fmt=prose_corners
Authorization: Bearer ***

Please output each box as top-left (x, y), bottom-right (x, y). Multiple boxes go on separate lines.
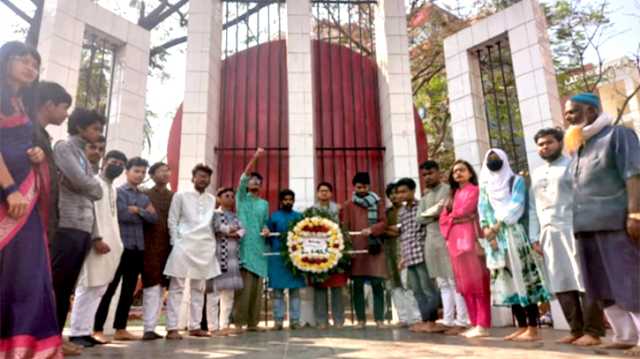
top-left (72, 326), bottom-right (629, 358)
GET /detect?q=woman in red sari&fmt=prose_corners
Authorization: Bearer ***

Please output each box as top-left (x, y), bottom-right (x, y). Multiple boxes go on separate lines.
top-left (439, 160), bottom-right (491, 338)
top-left (0, 41), bottom-right (63, 358)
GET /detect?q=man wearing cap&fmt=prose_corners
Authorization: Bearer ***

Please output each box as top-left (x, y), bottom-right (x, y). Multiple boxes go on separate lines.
top-left (341, 172), bottom-right (387, 329)
top-left (565, 92), bottom-right (640, 355)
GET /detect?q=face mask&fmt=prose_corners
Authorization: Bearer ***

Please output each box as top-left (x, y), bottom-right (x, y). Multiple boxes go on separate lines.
top-left (486, 158), bottom-right (503, 172)
top-left (282, 204), bottom-right (293, 211)
top-left (105, 164), bottom-right (124, 180)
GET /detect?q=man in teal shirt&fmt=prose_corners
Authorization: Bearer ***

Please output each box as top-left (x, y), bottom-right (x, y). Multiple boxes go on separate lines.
top-left (233, 148), bottom-right (270, 331)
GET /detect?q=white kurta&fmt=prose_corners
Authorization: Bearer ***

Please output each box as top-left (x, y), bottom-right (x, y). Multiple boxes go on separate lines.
top-left (78, 175), bottom-right (123, 287)
top-left (164, 190), bottom-right (221, 280)
top-left (529, 155), bottom-right (584, 293)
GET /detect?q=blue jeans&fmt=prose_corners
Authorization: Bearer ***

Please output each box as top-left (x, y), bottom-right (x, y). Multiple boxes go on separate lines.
top-left (272, 288), bottom-right (301, 324)
top-left (407, 263), bottom-right (440, 322)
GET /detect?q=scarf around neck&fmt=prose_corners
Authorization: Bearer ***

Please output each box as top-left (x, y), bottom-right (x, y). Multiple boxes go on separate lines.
top-left (352, 191), bottom-right (380, 225)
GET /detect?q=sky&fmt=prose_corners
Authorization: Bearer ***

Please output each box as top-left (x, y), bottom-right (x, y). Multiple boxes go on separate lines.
top-left (1, 0), bottom-right (638, 163)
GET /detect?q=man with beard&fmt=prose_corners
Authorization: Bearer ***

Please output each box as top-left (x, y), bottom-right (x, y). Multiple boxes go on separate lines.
top-left (164, 164), bottom-right (220, 339)
top-left (266, 189), bottom-right (306, 330)
top-left (142, 162), bottom-right (175, 340)
top-left (417, 161), bottom-right (469, 334)
top-left (341, 172), bottom-right (387, 328)
top-left (68, 150), bottom-right (127, 347)
top-left (529, 127), bottom-right (604, 346)
top-left (234, 148), bottom-right (270, 331)
top-left (565, 93), bottom-right (640, 355)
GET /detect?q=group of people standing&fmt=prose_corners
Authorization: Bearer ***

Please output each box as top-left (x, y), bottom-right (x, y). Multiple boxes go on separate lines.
top-left (1, 38), bottom-right (639, 359)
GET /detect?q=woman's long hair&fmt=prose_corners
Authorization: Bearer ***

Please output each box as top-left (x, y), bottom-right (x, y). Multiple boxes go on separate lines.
top-left (0, 41), bottom-right (41, 119)
top-left (447, 159), bottom-right (479, 199)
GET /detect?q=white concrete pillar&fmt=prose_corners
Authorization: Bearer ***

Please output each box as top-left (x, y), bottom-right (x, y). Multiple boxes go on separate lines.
top-left (37, 0), bottom-right (85, 143)
top-left (106, 25), bottom-right (150, 158)
top-left (375, 0), bottom-right (419, 185)
top-left (178, 0), bottom-right (223, 191)
top-left (287, 0), bottom-right (316, 210)
top-left (38, 0), bottom-right (149, 158)
top-left (286, 0), bottom-right (317, 327)
top-left (444, 38), bottom-right (491, 170)
top-left (444, 0), bottom-right (563, 172)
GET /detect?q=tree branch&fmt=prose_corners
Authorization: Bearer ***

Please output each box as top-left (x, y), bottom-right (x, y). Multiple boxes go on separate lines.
top-left (411, 48), bottom-right (443, 82)
top-left (322, 3), bottom-right (372, 56)
top-left (149, 35), bottom-right (187, 58)
top-left (412, 64), bottom-right (445, 96)
top-left (138, 0), bottom-right (189, 31)
top-left (614, 55), bottom-right (640, 125)
top-left (614, 84), bottom-right (640, 125)
top-left (1, 0), bottom-right (33, 24)
top-left (222, 1), bottom-right (271, 31)
top-left (25, 1), bottom-right (43, 46)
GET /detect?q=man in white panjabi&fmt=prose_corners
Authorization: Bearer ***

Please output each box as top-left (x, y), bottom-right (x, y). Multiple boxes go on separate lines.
top-left (164, 164), bottom-right (221, 340)
top-left (68, 150), bottom-right (128, 347)
top-left (529, 127), bottom-right (604, 347)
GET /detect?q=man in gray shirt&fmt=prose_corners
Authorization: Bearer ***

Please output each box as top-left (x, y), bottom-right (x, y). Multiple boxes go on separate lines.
top-left (566, 93), bottom-right (640, 355)
top-left (51, 108), bottom-right (104, 340)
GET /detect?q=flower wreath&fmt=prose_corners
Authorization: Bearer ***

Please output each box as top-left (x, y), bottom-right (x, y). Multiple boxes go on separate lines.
top-left (282, 208), bottom-right (351, 284)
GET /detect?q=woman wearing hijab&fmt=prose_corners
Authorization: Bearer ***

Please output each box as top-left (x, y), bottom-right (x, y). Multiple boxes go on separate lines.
top-left (478, 149), bottom-right (549, 342)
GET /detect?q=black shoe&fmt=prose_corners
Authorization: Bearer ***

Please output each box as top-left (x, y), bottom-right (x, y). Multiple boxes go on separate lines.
top-left (69, 336), bottom-right (95, 348)
top-left (143, 332), bottom-right (164, 341)
top-left (85, 336), bottom-right (106, 345)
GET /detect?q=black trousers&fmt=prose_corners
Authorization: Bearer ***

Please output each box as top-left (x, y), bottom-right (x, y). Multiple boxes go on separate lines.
top-left (51, 227), bottom-right (92, 332)
top-left (94, 248), bottom-right (144, 331)
top-left (512, 304), bottom-right (539, 328)
top-left (556, 290), bottom-right (605, 337)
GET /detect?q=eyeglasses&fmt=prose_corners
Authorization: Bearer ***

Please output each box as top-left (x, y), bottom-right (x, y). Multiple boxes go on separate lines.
top-left (11, 55), bottom-right (40, 71)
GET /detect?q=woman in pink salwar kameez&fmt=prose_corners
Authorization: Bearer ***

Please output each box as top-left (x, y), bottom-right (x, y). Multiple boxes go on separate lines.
top-left (440, 160), bottom-right (491, 338)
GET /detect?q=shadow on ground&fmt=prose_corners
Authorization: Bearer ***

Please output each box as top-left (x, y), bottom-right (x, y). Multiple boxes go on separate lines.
top-left (75, 326), bottom-right (628, 358)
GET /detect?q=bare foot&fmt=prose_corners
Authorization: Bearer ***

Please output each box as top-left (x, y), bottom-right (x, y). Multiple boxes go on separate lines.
top-left (409, 322), bottom-right (428, 332)
top-left (420, 322), bottom-right (447, 333)
top-left (601, 342), bottom-right (635, 350)
top-left (573, 334), bottom-right (601, 346)
top-left (92, 332), bottom-right (111, 344)
top-left (513, 327), bottom-right (541, 342)
top-left (413, 322), bottom-right (446, 333)
top-left (445, 326), bottom-right (467, 336)
top-left (188, 329), bottom-right (211, 337)
top-left (165, 330), bottom-right (183, 340)
top-left (623, 346), bottom-right (640, 357)
top-left (113, 330), bottom-right (140, 341)
top-left (62, 341), bottom-right (82, 356)
top-left (504, 328), bottom-right (527, 341)
top-left (556, 334), bottom-right (580, 344)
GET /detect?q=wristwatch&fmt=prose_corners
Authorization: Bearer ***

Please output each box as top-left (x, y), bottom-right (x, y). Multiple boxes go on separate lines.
top-left (629, 213), bottom-right (640, 221)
